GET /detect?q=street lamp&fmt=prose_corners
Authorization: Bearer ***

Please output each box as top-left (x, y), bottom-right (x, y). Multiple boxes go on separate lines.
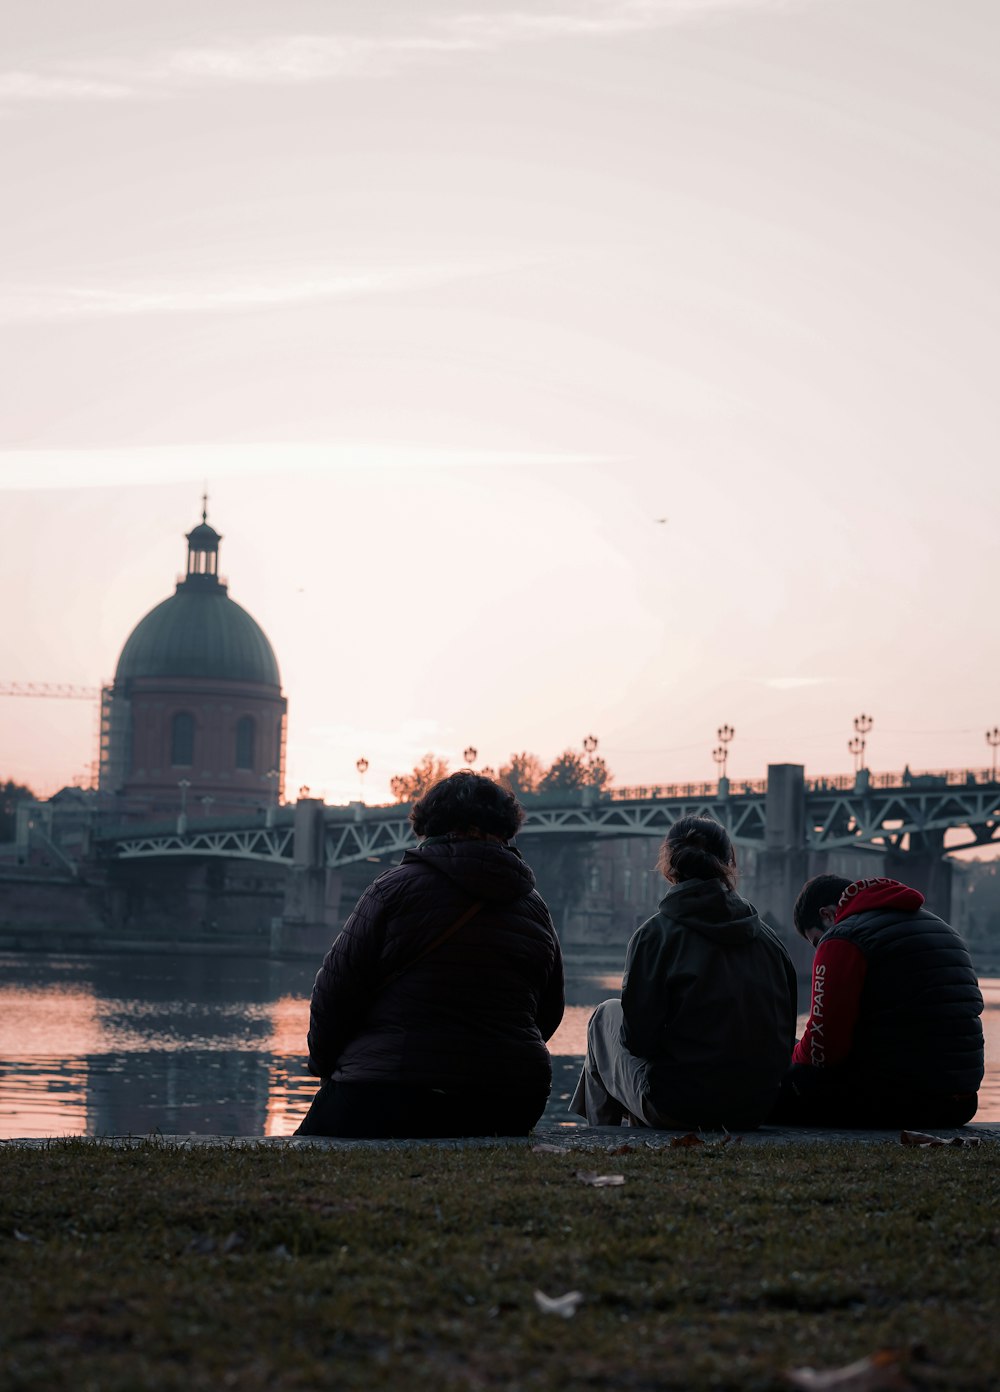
top-left (712, 745), bottom-right (727, 780)
top-left (714, 724), bottom-right (734, 780)
top-left (200, 795), bottom-right (214, 818)
top-left (356, 757), bottom-right (369, 804)
top-left (987, 728), bottom-right (1000, 782)
top-left (463, 746), bottom-right (478, 766)
top-left (583, 734), bottom-right (598, 761)
top-left (177, 778), bottom-right (191, 834)
top-left (850, 713), bottom-right (873, 778)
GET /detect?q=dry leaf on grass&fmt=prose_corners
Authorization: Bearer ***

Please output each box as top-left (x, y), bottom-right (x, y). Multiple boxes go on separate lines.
top-left (669, 1133), bottom-right (705, 1148)
top-left (533, 1289), bottom-right (584, 1318)
top-left (575, 1171), bottom-right (626, 1187)
top-left (786, 1348), bottom-right (910, 1391)
top-left (900, 1130), bottom-right (981, 1148)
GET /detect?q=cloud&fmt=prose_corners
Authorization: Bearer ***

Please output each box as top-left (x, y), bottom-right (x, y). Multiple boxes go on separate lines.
top-left (0, 444), bottom-right (617, 491)
top-left (0, 1), bottom-right (812, 102)
top-left (0, 262), bottom-right (498, 324)
top-left (162, 33), bottom-right (477, 85)
top-left (762, 677), bottom-right (832, 690)
top-left (0, 71), bottom-right (132, 101)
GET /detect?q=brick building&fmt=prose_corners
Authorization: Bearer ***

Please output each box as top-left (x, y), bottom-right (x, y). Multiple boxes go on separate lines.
top-left (98, 507), bottom-right (287, 819)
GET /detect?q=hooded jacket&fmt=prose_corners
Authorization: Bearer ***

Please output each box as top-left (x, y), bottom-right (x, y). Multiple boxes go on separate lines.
top-left (621, 879), bottom-right (798, 1128)
top-left (792, 877), bottom-right (984, 1097)
top-left (306, 836), bottom-right (564, 1095)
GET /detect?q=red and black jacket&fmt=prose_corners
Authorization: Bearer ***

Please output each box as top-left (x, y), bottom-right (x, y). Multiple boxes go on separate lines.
top-left (793, 877), bottom-right (984, 1097)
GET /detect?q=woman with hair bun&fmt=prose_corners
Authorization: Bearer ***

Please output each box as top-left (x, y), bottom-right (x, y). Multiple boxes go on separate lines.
top-left (570, 815), bottom-right (796, 1131)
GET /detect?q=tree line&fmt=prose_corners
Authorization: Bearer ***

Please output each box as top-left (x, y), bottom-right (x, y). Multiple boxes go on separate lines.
top-left (389, 750), bottom-right (611, 803)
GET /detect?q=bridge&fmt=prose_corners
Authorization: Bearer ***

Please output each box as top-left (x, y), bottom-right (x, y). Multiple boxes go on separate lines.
top-left (11, 763), bottom-right (996, 948)
top-left (94, 764), bottom-right (1000, 869)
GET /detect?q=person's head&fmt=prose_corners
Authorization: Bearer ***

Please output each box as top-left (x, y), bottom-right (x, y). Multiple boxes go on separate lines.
top-left (793, 874), bottom-right (852, 948)
top-left (410, 771), bottom-right (524, 842)
top-left (656, 816), bottom-right (737, 890)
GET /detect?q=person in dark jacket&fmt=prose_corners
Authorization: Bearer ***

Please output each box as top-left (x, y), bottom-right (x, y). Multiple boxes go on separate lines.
top-left (570, 816), bottom-right (797, 1131)
top-left (772, 874), bottom-right (984, 1127)
top-left (295, 771), bottom-right (564, 1138)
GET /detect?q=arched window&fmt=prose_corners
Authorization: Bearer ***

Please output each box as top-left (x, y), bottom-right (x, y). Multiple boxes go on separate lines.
top-left (236, 715), bottom-right (256, 771)
top-left (171, 712), bottom-right (195, 766)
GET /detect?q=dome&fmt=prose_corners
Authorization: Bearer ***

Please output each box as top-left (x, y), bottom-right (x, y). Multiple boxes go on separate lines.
top-left (115, 584), bottom-right (281, 687)
top-left (186, 521), bottom-right (221, 550)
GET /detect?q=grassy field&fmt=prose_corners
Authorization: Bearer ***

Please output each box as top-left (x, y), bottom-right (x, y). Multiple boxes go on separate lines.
top-left (0, 1139), bottom-right (997, 1391)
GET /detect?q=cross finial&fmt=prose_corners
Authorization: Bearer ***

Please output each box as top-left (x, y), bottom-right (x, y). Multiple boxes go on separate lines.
top-left (202, 486), bottom-right (208, 524)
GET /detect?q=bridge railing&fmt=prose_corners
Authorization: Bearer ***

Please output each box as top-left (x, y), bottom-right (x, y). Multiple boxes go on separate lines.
top-left (608, 768), bottom-right (998, 802)
top-left (806, 768), bottom-right (998, 793)
top-left (607, 780), bottom-right (766, 801)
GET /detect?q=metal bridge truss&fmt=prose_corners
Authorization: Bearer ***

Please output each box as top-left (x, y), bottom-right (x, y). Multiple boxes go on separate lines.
top-left (103, 783), bottom-right (1000, 867)
top-left (519, 797), bottom-right (767, 847)
top-left (112, 825), bottom-right (295, 863)
top-left (806, 785), bottom-right (1000, 854)
top-left (104, 795), bottom-right (769, 867)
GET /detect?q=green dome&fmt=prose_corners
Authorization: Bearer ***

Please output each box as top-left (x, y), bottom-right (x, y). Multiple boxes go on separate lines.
top-left (115, 581), bottom-right (281, 687)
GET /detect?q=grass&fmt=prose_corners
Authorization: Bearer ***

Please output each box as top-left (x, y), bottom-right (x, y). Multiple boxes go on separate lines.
top-left (0, 1139), bottom-right (997, 1391)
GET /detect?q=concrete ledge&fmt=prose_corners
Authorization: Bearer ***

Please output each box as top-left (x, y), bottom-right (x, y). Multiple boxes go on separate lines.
top-left (3, 1123), bottom-right (997, 1149)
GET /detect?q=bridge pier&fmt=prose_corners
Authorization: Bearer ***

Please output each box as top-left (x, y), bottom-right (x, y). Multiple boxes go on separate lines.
top-left (753, 764), bottom-right (811, 972)
top-left (272, 799), bottom-right (342, 957)
top-left (887, 829), bottom-right (952, 919)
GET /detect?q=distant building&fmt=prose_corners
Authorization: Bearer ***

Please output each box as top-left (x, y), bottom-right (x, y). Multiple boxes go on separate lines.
top-left (98, 507), bottom-right (287, 819)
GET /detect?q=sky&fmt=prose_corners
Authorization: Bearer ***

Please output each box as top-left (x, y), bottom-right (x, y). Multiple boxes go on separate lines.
top-left (1, 0), bottom-right (998, 803)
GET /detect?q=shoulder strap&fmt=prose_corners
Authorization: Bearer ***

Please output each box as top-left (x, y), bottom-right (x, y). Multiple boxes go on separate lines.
top-left (378, 900), bottom-right (484, 991)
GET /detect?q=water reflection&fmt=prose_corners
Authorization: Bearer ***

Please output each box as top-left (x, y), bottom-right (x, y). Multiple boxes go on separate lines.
top-left (0, 954), bottom-right (996, 1137)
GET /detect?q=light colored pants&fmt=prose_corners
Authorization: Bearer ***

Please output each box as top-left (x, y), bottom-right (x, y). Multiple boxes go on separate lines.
top-left (569, 999), bottom-right (678, 1128)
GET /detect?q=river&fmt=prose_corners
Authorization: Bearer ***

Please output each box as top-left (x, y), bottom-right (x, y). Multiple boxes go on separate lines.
top-left (0, 952), bottom-right (996, 1137)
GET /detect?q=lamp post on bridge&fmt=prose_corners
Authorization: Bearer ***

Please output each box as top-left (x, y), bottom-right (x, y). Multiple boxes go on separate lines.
top-left (712, 745), bottom-right (728, 796)
top-left (851, 713), bottom-right (873, 790)
top-left (356, 757), bottom-right (369, 804)
top-left (987, 728), bottom-right (1000, 783)
top-left (581, 734), bottom-right (599, 805)
top-left (463, 746), bottom-right (478, 768)
top-left (177, 779), bottom-right (191, 835)
top-left (714, 724), bottom-right (734, 794)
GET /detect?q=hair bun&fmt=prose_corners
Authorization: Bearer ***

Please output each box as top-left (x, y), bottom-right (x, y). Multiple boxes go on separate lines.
top-left (659, 815), bottom-right (736, 887)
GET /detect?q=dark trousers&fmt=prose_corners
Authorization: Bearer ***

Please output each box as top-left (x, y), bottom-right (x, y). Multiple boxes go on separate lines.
top-left (770, 1065), bottom-right (979, 1129)
top-left (294, 1079), bottom-right (549, 1139)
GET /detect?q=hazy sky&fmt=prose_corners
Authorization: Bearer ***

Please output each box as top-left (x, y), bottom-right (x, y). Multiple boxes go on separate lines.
top-left (1, 0), bottom-right (998, 801)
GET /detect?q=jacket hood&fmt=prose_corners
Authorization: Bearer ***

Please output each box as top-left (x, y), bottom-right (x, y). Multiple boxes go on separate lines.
top-left (401, 836), bottom-right (537, 904)
top-left (834, 877), bottom-right (924, 923)
top-left (657, 878), bottom-right (763, 944)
